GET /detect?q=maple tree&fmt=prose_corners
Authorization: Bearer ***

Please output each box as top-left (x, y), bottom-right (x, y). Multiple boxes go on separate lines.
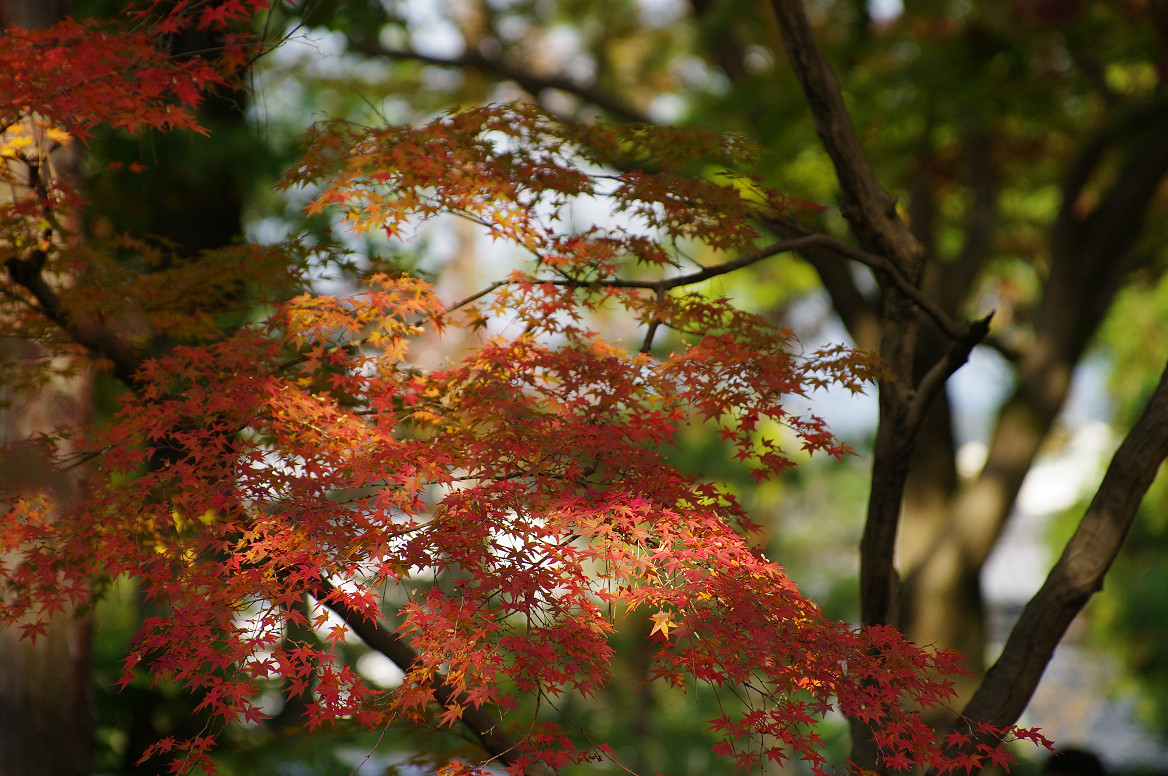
top-left (291, 0), bottom-right (1168, 763)
top-left (7, 1), bottom-right (1160, 775)
top-left (0, 1), bottom-right (279, 772)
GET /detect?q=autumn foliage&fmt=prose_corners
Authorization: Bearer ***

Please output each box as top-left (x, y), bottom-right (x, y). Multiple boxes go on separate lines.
top-left (0, 4), bottom-right (1048, 774)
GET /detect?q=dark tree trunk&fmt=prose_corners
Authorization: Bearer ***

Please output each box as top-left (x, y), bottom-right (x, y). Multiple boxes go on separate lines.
top-left (0, 4), bottom-right (94, 775)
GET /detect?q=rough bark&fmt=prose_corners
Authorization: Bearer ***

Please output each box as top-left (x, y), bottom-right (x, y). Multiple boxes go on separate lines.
top-left (768, 0), bottom-right (921, 640)
top-left (766, 3), bottom-right (983, 768)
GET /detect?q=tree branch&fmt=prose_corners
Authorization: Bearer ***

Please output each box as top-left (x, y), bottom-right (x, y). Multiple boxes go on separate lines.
top-left (442, 236), bottom-right (817, 315)
top-left (762, 225), bottom-right (971, 340)
top-left (767, 0), bottom-right (922, 266)
top-left (906, 312), bottom-right (992, 436)
top-left (957, 358), bottom-right (1168, 730)
top-left (6, 251), bottom-right (144, 388)
top-left (761, 17), bottom-right (939, 773)
top-left (352, 41), bottom-right (652, 125)
top-left (444, 231), bottom-right (978, 347)
top-left (941, 96), bottom-right (1168, 588)
top-left (310, 578), bottom-right (539, 773)
top-left (5, 155), bottom-right (144, 387)
top-left (687, 0), bottom-right (749, 82)
top-left (767, 216), bottom-right (881, 347)
top-left (946, 134), bottom-right (997, 305)
top-left (646, 235), bottom-right (825, 291)
top-left (1054, 98), bottom-right (1168, 234)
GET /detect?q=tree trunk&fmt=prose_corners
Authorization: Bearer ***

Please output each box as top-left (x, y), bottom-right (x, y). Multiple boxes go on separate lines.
top-left (0, 3), bottom-right (93, 774)
top-left (0, 371), bottom-right (93, 776)
top-left (0, 380), bottom-right (93, 773)
top-left (896, 96), bottom-right (1168, 696)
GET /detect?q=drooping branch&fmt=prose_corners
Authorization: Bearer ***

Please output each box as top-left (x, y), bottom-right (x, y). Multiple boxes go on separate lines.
top-left (640, 234), bottom-right (846, 293)
top-left (441, 235), bottom-right (817, 316)
top-left (309, 578), bottom-right (538, 773)
top-left (4, 159), bottom-right (144, 387)
top-left (6, 251), bottom-right (144, 387)
top-left (445, 231), bottom-right (975, 342)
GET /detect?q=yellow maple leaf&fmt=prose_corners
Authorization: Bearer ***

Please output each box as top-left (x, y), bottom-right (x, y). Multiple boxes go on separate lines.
top-left (649, 610), bottom-right (676, 639)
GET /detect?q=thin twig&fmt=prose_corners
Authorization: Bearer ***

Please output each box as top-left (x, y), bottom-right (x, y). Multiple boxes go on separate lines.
top-left (352, 42), bottom-right (652, 125)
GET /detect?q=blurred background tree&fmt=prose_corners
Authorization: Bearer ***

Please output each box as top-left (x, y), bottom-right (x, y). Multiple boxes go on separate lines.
top-left (2, 3), bottom-right (96, 774)
top-left (8, 1), bottom-right (312, 772)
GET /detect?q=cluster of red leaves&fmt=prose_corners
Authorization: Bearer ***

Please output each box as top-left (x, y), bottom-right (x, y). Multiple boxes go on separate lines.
top-left (0, 1), bottom-right (285, 392)
top-left (0, 91), bottom-right (1047, 776)
top-left (0, 0), bottom-right (272, 140)
top-left (0, 17), bottom-right (207, 136)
